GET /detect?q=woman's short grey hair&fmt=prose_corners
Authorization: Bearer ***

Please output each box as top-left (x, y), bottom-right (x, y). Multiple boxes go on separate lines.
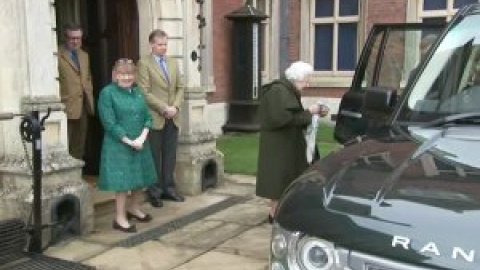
top-left (285, 61), bottom-right (314, 82)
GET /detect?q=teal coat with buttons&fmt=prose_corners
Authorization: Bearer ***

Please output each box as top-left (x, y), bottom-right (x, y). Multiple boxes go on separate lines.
top-left (97, 83), bottom-right (157, 191)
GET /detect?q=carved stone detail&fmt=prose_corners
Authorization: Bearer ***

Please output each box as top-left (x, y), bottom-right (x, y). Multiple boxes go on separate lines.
top-left (21, 95), bottom-right (64, 113)
top-left (0, 147), bottom-right (83, 175)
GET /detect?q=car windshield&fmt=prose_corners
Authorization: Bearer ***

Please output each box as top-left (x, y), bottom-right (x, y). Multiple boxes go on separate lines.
top-left (397, 12), bottom-right (480, 124)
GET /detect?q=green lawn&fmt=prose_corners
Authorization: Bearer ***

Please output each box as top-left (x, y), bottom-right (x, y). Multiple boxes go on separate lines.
top-left (217, 123), bottom-right (341, 175)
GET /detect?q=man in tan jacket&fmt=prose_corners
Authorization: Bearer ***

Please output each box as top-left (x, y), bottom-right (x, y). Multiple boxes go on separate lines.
top-left (58, 24), bottom-right (95, 160)
top-left (137, 29), bottom-right (185, 207)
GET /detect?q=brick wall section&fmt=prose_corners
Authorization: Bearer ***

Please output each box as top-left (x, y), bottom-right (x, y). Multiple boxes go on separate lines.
top-left (207, 0), bottom-right (244, 103)
top-left (305, 0), bottom-right (408, 99)
top-left (208, 1), bottom-right (409, 102)
top-left (366, 0), bottom-right (407, 33)
top-left (208, 0), bottom-right (303, 103)
top-left (287, 0), bottom-right (301, 62)
top-left (303, 87), bottom-right (348, 98)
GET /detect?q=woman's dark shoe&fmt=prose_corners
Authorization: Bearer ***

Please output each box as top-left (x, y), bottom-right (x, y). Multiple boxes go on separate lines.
top-left (113, 220), bottom-right (137, 233)
top-left (268, 214), bottom-right (274, 224)
top-left (126, 211), bottom-right (153, 223)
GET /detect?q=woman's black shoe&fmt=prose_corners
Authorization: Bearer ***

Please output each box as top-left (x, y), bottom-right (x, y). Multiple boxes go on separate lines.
top-left (268, 214), bottom-right (274, 224)
top-left (126, 211), bottom-right (153, 223)
top-left (113, 220), bottom-right (137, 233)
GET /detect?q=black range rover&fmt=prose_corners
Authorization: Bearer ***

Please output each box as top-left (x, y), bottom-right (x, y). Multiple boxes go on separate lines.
top-left (270, 4), bottom-right (480, 270)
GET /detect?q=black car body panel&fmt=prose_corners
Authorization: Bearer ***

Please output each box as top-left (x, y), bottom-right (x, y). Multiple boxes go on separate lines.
top-left (277, 131), bottom-right (480, 269)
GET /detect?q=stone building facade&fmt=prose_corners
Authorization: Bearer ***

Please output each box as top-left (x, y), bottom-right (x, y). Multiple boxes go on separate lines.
top-left (0, 0), bottom-right (224, 243)
top-left (210, 0), bottom-right (477, 127)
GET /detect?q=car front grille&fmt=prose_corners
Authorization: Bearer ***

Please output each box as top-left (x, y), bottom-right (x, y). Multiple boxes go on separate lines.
top-left (346, 251), bottom-right (434, 270)
top-left (365, 264), bottom-right (396, 270)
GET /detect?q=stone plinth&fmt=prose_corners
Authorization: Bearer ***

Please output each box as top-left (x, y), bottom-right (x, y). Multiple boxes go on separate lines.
top-left (0, 148), bottom-right (94, 248)
top-left (176, 133), bottom-right (224, 196)
top-left (176, 89), bottom-right (224, 196)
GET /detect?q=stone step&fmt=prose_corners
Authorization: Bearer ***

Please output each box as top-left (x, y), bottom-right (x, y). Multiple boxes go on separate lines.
top-left (88, 175), bottom-right (248, 218)
top-left (89, 182), bottom-right (152, 218)
top-left (92, 190), bottom-right (152, 218)
top-left (92, 189), bottom-right (116, 218)
top-left (83, 175), bottom-right (117, 217)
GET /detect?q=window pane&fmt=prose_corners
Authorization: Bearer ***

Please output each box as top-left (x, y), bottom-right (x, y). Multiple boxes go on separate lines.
top-left (422, 17), bottom-right (447, 37)
top-left (315, 0), bottom-right (334, 17)
top-left (378, 31), bottom-right (407, 90)
top-left (339, 0), bottom-right (358, 16)
top-left (454, 0), bottom-right (478, 9)
top-left (314, 24), bottom-right (333, 70)
top-left (338, 23), bottom-right (357, 70)
top-left (423, 0), bottom-right (447, 10)
top-left (362, 32), bottom-right (384, 88)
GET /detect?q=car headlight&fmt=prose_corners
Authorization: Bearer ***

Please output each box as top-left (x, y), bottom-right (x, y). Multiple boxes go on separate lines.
top-left (271, 261), bottom-right (286, 270)
top-left (295, 237), bottom-right (334, 269)
top-left (271, 223), bottom-right (345, 270)
top-left (272, 234), bottom-right (288, 259)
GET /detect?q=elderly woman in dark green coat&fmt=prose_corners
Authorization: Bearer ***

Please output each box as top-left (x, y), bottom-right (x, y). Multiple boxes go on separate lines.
top-left (256, 61), bottom-right (329, 223)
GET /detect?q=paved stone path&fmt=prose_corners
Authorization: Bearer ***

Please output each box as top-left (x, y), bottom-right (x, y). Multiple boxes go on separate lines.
top-left (44, 175), bottom-right (271, 270)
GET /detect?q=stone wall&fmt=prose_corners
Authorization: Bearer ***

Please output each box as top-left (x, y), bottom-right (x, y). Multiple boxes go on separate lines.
top-left (0, 0), bottom-right (93, 244)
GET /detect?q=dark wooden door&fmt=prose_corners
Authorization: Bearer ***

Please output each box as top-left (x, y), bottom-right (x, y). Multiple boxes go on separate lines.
top-left (82, 0), bottom-right (139, 175)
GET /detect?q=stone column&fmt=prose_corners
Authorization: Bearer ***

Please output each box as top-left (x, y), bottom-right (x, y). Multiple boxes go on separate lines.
top-left (156, 0), bottom-right (224, 195)
top-left (0, 0), bottom-right (93, 247)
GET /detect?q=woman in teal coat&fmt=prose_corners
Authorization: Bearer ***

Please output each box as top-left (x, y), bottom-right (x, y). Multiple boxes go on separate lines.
top-left (256, 61), bottom-right (329, 223)
top-left (98, 59), bottom-right (157, 233)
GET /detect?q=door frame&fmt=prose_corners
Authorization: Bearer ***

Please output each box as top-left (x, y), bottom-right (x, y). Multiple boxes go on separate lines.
top-left (55, 0), bottom-right (141, 175)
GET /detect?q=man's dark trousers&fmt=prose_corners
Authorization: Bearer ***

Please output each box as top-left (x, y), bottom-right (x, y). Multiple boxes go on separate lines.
top-left (146, 119), bottom-right (178, 201)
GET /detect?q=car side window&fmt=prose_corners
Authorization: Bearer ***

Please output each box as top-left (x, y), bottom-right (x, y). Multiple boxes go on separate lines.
top-left (361, 29), bottom-right (441, 95)
top-left (361, 32), bottom-right (384, 89)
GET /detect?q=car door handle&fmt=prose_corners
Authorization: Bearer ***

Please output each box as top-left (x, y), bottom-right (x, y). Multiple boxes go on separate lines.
top-left (340, 110), bottom-right (362, 119)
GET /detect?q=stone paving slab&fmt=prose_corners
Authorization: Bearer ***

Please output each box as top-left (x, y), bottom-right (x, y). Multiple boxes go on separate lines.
top-left (44, 239), bottom-right (109, 262)
top-left (216, 224), bottom-right (272, 261)
top-left (44, 176), bottom-right (272, 270)
top-left (82, 193), bottom-right (228, 245)
top-left (209, 183), bottom-right (256, 197)
top-left (223, 174), bottom-right (256, 185)
top-left (244, 196), bottom-right (270, 206)
top-left (159, 220), bottom-right (247, 249)
top-left (84, 240), bottom-right (202, 270)
top-left (205, 203), bottom-right (269, 226)
top-left (171, 251), bottom-right (267, 270)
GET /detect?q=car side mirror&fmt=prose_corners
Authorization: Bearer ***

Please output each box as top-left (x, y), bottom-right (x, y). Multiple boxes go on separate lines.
top-left (363, 87), bottom-right (397, 113)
